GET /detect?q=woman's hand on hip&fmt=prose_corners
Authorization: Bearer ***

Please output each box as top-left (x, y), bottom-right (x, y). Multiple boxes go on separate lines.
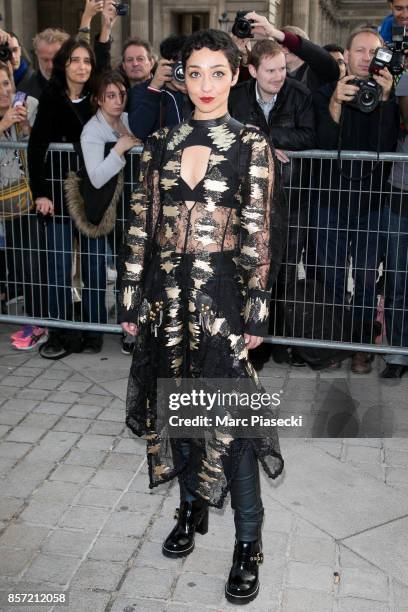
top-left (121, 322), bottom-right (139, 336)
top-left (35, 197), bottom-right (54, 216)
top-left (244, 334), bottom-right (263, 350)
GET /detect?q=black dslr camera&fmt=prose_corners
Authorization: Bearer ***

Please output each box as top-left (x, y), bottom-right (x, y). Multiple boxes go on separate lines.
top-left (0, 42), bottom-right (12, 63)
top-left (231, 10), bottom-right (254, 39)
top-left (346, 77), bottom-right (381, 114)
top-left (113, 2), bottom-right (129, 16)
top-left (172, 60), bottom-right (185, 83)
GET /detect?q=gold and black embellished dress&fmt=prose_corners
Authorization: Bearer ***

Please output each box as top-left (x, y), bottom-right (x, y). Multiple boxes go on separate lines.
top-left (118, 113), bottom-right (284, 508)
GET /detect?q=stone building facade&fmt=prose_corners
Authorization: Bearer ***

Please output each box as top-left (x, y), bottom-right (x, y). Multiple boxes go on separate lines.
top-left (0, 0), bottom-right (390, 64)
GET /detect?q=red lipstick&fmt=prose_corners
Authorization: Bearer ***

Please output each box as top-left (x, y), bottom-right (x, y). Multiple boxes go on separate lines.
top-left (200, 97), bottom-right (215, 103)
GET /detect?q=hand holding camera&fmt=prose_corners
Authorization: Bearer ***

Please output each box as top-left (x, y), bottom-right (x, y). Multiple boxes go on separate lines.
top-left (150, 59), bottom-right (175, 90)
top-left (0, 104), bottom-right (27, 133)
top-left (83, 0), bottom-right (104, 21)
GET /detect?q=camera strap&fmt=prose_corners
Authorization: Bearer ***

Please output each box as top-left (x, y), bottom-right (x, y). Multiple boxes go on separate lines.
top-left (336, 92), bottom-right (384, 182)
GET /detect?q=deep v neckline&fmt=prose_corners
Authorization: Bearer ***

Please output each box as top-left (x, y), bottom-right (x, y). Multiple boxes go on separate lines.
top-left (178, 148), bottom-right (213, 210)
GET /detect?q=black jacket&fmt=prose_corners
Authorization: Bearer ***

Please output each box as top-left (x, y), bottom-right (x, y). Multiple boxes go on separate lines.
top-left (128, 79), bottom-right (193, 141)
top-left (19, 70), bottom-right (49, 100)
top-left (28, 87), bottom-right (93, 217)
top-left (287, 37), bottom-right (340, 91)
top-left (229, 77), bottom-right (315, 187)
top-left (228, 77), bottom-right (315, 151)
top-left (313, 82), bottom-right (400, 215)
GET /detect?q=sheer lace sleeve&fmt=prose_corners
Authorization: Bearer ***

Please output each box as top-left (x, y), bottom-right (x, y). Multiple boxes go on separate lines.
top-left (239, 130), bottom-right (275, 337)
top-left (118, 128), bottom-right (168, 324)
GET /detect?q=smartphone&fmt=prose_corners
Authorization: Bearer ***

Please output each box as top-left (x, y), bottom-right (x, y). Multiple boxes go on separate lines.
top-left (13, 91), bottom-right (27, 107)
top-left (114, 3), bottom-right (129, 16)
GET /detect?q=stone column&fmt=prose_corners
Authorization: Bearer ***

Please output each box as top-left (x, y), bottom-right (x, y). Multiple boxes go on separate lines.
top-left (291, 0), bottom-right (309, 33)
top-left (309, 0), bottom-right (320, 42)
top-left (130, 0), bottom-right (149, 39)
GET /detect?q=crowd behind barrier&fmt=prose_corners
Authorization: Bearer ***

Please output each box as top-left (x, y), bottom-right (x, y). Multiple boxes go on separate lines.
top-left (1, 141), bottom-right (408, 357)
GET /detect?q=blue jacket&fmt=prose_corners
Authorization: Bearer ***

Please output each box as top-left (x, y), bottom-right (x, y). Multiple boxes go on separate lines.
top-left (128, 79), bottom-right (192, 141)
top-left (379, 13), bottom-right (394, 44)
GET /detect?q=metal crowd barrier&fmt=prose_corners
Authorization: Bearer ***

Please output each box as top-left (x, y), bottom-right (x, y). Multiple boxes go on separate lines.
top-left (1, 142), bottom-right (408, 356)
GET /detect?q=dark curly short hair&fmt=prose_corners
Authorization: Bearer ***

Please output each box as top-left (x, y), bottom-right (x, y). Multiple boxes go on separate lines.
top-left (160, 34), bottom-right (188, 61)
top-left (181, 29), bottom-right (240, 73)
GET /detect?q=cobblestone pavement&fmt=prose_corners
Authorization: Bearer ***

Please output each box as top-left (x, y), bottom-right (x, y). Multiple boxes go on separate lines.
top-left (0, 324), bottom-right (408, 612)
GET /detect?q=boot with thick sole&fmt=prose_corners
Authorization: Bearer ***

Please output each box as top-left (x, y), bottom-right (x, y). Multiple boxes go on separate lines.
top-left (225, 540), bottom-right (263, 605)
top-left (162, 500), bottom-right (208, 558)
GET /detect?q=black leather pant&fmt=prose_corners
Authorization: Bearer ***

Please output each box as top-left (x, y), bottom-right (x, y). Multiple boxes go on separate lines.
top-left (176, 440), bottom-right (264, 542)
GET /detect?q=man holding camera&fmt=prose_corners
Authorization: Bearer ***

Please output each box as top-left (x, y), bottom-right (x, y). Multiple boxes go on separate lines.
top-left (128, 35), bottom-right (192, 141)
top-left (313, 28), bottom-right (399, 373)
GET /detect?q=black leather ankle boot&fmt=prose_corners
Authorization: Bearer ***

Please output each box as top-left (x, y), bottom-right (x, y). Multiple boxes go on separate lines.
top-left (162, 500), bottom-right (209, 558)
top-left (225, 540), bottom-right (263, 604)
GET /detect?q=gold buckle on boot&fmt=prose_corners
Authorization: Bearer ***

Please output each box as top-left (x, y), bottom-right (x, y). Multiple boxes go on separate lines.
top-left (250, 552), bottom-right (264, 565)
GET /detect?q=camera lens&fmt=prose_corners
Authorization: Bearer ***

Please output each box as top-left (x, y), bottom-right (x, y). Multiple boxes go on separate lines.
top-left (232, 18), bottom-right (252, 39)
top-left (172, 61), bottom-right (185, 83)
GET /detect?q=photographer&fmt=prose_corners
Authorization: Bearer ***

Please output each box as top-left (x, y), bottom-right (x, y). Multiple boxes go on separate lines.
top-left (242, 12), bottom-right (340, 91)
top-left (128, 35), bottom-right (193, 141)
top-left (312, 28), bottom-right (399, 374)
top-left (0, 31), bottom-right (34, 90)
top-left (380, 0), bottom-right (408, 44)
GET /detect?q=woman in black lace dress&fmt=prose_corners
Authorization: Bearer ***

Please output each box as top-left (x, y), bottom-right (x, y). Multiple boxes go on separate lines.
top-left (119, 29), bottom-right (284, 605)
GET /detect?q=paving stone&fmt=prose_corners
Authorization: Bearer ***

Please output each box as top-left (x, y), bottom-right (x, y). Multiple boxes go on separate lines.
top-left (0, 442), bottom-right (31, 460)
top-left (63, 448), bottom-right (107, 468)
top-left (30, 378), bottom-right (62, 391)
top-left (384, 449), bottom-right (408, 466)
top-left (9, 459), bottom-right (54, 483)
top-left (384, 439), bottom-right (408, 451)
top-left (1, 478), bottom-right (43, 499)
top-left (0, 548), bottom-right (35, 576)
top-left (76, 486), bottom-right (122, 508)
top-left (21, 413), bottom-right (60, 429)
top-left (281, 588), bottom-right (333, 612)
top-left (40, 369), bottom-right (72, 381)
top-left (0, 410), bottom-right (25, 426)
top-left (182, 545), bottom-right (231, 576)
top-left (59, 381), bottom-right (92, 393)
top-left (5, 427), bottom-right (46, 444)
top-left (87, 420), bottom-right (124, 436)
top-left (338, 567), bottom-right (389, 601)
top-left (1, 399), bottom-right (38, 413)
top-left (110, 596), bottom-right (166, 612)
top-left (32, 402), bottom-right (70, 416)
top-left (15, 388), bottom-right (50, 401)
top-left (20, 501), bottom-right (68, 527)
top-left (0, 425), bottom-right (11, 438)
top-left (290, 535), bottom-right (336, 565)
top-left (114, 438), bottom-right (146, 454)
top-left (76, 434), bottom-right (116, 451)
top-left (345, 445), bottom-right (382, 464)
top-left (65, 404), bottom-right (104, 419)
top-left (52, 416), bottom-right (92, 434)
top-left (70, 558), bottom-right (126, 591)
top-left (13, 367), bottom-right (44, 378)
top-left (336, 599), bottom-right (388, 612)
top-left (0, 524), bottom-right (50, 557)
top-left (101, 510), bottom-right (150, 538)
top-left (96, 407), bottom-right (124, 422)
top-left (60, 506), bottom-right (110, 532)
top-left (49, 464), bottom-right (95, 484)
top-left (120, 565), bottom-right (178, 599)
top-left (172, 571), bottom-right (225, 606)
top-left (0, 386), bottom-right (18, 399)
top-left (0, 457), bottom-right (14, 476)
top-left (1, 376), bottom-right (35, 388)
top-left (386, 467), bottom-right (408, 487)
top-left (344, 516), bottom-right (408, 585)
top-left (77, 394), bottom-right (111, 407)
top-left (268, 446), bottom-right (408, 540)
top-left (41, 529), bottom-right (95, 557)
top-left (89, 468), bottom-right (134, 490)
top-left (117, 492), bottom-right (163, 514)
top-left (47, 392), bottom-right (80, 404)
top-left (286, 560), bottom-right (334, 592)
top-left (103, 453), bottom-right (143, 471)
top-left (63, 589), bottom-right (111, 612)
top-left (27, 431), bottom-right (80, 463)
top-left (32, 481), bottom-right (81, 504)
top-left (23, 553), bottom-right (79, 585)
top-left (88, 536), bottom-right (139, 562)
